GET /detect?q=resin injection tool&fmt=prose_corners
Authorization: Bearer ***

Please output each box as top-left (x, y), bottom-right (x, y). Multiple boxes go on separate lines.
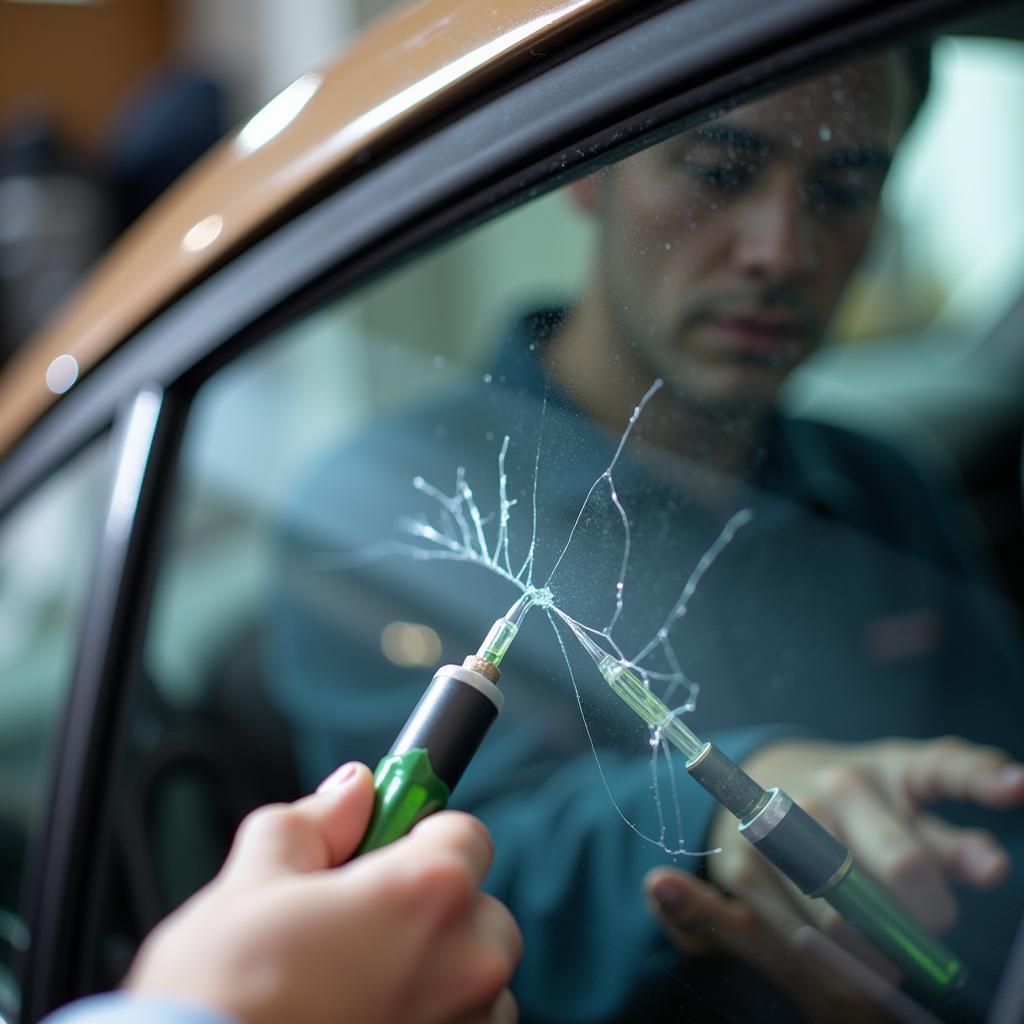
top-left (358, 592), bottom-right (538, 853)
top-left (569, 625), bottom-right (967, 1008)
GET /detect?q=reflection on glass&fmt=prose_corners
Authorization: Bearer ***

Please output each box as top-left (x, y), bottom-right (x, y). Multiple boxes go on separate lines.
top-left (380, 621), bottom-right (442, 668)
top-left (271, 43), bottom-right (1022, 1021)
top-left (0, 439), bottom-right (107, 1020)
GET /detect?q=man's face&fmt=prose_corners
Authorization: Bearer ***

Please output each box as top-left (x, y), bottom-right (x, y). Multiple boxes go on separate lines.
top-left (589, 54), bottom-right (912, 414)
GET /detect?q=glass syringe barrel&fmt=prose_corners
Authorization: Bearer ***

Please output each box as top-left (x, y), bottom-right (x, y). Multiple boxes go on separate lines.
top-left (476, 592), bottom-right (533, 668)
top-left (602, 657), bottom-right (706, 762)
top-left (568, 627), bottom-right (707, 762)
top-left (590, 652), bottom-right (769, 819)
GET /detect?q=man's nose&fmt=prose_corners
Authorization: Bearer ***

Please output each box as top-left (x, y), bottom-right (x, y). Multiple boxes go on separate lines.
top-left (731, 172), bottom-right (813, 283)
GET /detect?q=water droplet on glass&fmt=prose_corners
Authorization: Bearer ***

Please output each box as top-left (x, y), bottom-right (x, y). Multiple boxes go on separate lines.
top-left (819, 125), bottom-right (832, 142)
top-left (482, 373), bottom-right (492, 384)
top-left (432, 355), bottom-right (446, 369)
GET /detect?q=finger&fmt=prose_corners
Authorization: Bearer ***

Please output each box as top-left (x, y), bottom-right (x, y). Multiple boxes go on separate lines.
top-left (720, 845), bottom-right (899, 979)
top-left (461, 989), bottom-right (519, 1024)
top-left (490, 988), bottom-right (519, 1024)
top-left (475, 893), bottom-right (525, 969)
top-left (832, 781), bottom-right (956, 933)
top-left (646, 869), bottom-right (897, 1021)
top-left (793, 926), bottom-right (933, 1024)
top-left (718, 851), bottom-right (893, 976)
top-left (409, 893), bottom-right (519, 1022)
top-left (226, 763), bottom-right (375, 878)
top-left (725, 832), bottom-right (839, 930)
top-left (885, 738), bottom-right (1024, 809)
top-left (916, 813), bottom-right (1011, 888)
top-left (742, 883), bottom-right (901, 985)
top-left (644, 867), bottom-right (762, 957)
top-left (406, 811), bottom-right (495, 888)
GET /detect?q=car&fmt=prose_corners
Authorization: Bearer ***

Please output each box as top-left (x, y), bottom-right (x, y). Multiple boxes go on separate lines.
top-left (2, 0), bottom-right (1023, 1021)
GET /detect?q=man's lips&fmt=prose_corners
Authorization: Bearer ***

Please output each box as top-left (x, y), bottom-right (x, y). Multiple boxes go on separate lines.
top-left (701, 315), bottom-right (810, 357)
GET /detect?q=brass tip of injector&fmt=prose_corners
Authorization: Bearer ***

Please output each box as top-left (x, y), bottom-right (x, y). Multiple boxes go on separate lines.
top-left (464, 655), bottom-right (500, 684)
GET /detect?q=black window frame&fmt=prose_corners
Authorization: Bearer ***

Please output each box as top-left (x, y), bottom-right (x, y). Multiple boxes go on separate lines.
top-left (6, 0), bottom-right (983, 1016)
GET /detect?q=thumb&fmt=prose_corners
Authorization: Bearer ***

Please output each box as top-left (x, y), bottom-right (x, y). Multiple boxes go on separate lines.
top-left (226, 763), bottom-right (376, 879)
top-left (645, 868), bottom-right (760, 957)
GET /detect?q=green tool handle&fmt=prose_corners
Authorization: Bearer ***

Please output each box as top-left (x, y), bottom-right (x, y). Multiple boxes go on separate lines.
top-left (357, 748), bottom-right (451, 854)
top-left (824, 864), bottom-right (966, 1004)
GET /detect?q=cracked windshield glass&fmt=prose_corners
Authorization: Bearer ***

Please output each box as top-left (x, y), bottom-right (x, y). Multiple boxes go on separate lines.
top-left (141, 26), bottom-right (1024, 1024)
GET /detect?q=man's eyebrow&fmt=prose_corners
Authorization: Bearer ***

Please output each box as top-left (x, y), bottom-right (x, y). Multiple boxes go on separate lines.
top-left (689, 124), bottom-right (893, 172)
top-left (816, 145), bottom-right (892, 171)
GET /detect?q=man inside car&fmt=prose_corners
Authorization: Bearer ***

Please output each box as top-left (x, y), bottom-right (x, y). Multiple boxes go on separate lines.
top-left (270, 44), bottom-right (1024, 1023)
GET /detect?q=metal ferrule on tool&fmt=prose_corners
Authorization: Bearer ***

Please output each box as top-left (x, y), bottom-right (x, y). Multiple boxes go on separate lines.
top-left (739, 788), bottom-right (852, 897)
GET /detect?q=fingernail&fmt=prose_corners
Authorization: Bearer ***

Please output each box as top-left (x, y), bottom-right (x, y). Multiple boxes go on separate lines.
top-left (967, 845), bottom-right (1006, 880)
top-left (999, 765), bottom-right (1024, 789)
top-left (317, 762), bottom-right (359, 793)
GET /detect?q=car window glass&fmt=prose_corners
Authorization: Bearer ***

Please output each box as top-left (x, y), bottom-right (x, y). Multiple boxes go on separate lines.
top-left (128, 25), bottom-right (1023, 1022)
top-left (0, 440), bottom-right (108, 1024)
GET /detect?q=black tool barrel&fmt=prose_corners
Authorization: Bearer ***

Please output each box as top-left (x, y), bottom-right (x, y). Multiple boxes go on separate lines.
top-left (390, 663), bottom-right (503, 791)
top-left (686, 743), bottom-right (768, 821)
top-left (740, 789), bottom-right (850, 895)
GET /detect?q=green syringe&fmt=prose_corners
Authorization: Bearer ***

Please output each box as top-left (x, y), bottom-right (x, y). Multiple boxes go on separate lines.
top-left (569, 625), bottom-right (966, 1007)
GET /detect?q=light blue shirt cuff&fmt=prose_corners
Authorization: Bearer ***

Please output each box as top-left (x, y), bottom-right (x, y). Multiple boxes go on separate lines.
top-left (42, 992), bottom-right (240, 1024)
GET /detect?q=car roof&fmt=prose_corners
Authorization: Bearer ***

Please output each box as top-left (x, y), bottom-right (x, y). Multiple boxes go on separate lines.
top-left (0, 0), bottom-right (624, 458)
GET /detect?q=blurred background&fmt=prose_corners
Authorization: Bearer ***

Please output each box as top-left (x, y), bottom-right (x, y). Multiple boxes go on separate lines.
top-left (0, 0), bottom-right (402, 369)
